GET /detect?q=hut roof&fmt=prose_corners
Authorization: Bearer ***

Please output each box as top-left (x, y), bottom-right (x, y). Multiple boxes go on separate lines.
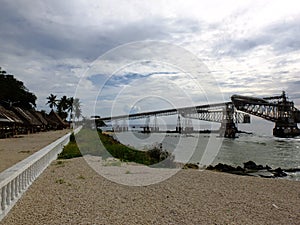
top-left (0, 114), bottom-right (11, 123)
top-left (13, 107), bottom-right (42, 126)
top-left (30, 110), bottom-right (48, 125)
top-left (0, 106), bottom-right (23, 123)
top-left (0, 106), bottom-right (11, 123)
top-left (45, 117), bottom-right (59, 126)
top-left (47, 110), bottom-right (67, 128)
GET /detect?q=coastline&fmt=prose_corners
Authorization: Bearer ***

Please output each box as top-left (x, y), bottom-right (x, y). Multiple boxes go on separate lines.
top-left (1, 157), bottom-right (300, 224)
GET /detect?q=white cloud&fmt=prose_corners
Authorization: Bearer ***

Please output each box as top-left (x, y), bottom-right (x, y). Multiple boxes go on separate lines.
top-left (1, 0), bottom-right (300, 117)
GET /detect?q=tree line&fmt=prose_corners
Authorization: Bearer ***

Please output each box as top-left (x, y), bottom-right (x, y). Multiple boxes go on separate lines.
top-left (46, 94), bottom-right (81, 121)
top-left (0, 66), bottom-right (81, 121)
top-left (0, 67), bottom-right (37, 109)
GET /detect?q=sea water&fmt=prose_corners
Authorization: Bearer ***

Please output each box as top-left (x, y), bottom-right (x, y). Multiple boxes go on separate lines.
top-left (103, 117), bottom-right (300, 181)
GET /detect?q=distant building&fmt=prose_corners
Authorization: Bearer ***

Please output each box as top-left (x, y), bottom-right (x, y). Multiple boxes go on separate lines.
top-left (46, 110), bottom-right (68, 130)
top-left (0, 107), bottom-right (68, 138)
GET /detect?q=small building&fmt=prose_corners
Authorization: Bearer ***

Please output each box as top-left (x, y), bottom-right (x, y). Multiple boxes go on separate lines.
top-left (30, 110), bottom-right (48, 131)
top-left (46, 110), bottom-right (68, 130)
top-left (12, 107), bottom-right (43, 133)
top-left (0, 106), bottom-right (23, 137)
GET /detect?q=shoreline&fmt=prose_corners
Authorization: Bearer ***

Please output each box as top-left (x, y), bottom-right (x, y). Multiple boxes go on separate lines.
top-left (1, 157), bottom-right (299, 224)
top-left (1, 128), bottom-right (299, 223)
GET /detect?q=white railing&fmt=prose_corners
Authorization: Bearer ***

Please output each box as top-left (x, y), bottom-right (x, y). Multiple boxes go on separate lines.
top-left (0, 126), bottom-right (81, 221)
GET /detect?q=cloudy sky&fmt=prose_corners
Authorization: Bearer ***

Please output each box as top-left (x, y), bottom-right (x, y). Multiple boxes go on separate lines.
top-left (1, 0), bottom-right (300, 117)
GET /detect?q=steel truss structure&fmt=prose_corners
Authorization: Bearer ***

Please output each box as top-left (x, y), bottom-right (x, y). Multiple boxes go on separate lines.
top-left (100, 102), bottom-right (250, 124)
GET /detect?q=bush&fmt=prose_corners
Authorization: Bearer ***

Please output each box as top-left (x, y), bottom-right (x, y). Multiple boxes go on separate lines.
top-left (69, 132), bottom-right (76, 142)
top-left (58, 128), bottom-right (175, 167)
top-left (58, 142), bottom-right (82, 159)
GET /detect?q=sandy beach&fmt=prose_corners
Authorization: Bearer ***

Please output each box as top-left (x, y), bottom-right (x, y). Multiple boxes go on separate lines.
top-left (1, 156), bottom-right (299, 225)
top-left (0, 129), bottom-right (70, 172)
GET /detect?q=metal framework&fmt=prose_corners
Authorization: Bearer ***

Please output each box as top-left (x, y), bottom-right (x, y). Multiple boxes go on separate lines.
top-left (231, 92), bottom-right (300, 137)
top-left (182, 107), bottom-right (249, 123)
top-left (95, 91), bottom-right (299, 138)
top-left (100, 102), bottom-right (250, 124)
top-left (231, 92), bottom-right (300, 123)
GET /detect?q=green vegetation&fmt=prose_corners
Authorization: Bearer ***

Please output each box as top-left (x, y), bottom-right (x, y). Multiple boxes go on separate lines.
top-left (58, 141), bottom-right (82, 159)
top-left (46, 94), bottom-right (81, 121)
top-left (0, 67), bottom-right (37, 109)
top-left (58, 128), bottom-right (175, 167)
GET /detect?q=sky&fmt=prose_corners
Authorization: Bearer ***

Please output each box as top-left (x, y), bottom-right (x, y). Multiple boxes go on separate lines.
top-left (0, 0), bottom-right (300, 118)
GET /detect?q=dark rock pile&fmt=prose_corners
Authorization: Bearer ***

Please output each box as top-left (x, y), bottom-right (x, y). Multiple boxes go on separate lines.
top-left (207, 161), bottom-right (289, 178)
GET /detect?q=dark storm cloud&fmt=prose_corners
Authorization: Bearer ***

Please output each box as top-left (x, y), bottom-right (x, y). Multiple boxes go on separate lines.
top-left (0, 1), bottom-right (202, 61)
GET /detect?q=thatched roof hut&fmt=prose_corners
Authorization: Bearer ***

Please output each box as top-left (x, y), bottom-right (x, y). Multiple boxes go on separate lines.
top-left (12, 107), bottom-right (43, 133)
top-left (0, 105), bottom-right (68, 137)
top-left (13, 107), bottom-right (42, 126)
top-left (0, 107), bottom-right (12, 123)
top-left (46, 110), bottom-right (68, 130)
top-left (0, 106), bottom-right (23, 137)
top-left (30, 110), bottom-right (48, 128)
top-left (0, 106), bottom-right (23, 124)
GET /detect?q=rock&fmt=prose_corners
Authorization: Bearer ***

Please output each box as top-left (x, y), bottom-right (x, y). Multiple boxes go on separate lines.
top-left (273, 167), bottom-right (287, 177)
top-left (284, 168), bottom-right (300, 173)
top-left (243, 161), bottom-right (271, 171)
top-left (265, 165), bottom-right (272, 170)
top-left (207, 162), bottom-right (289, 179)
top-left (207, 163), bottom-right (245, 174)
top-left (236, 166), bottom-right (244, 171)
top-left (243, 161), bottom-right (258, 170)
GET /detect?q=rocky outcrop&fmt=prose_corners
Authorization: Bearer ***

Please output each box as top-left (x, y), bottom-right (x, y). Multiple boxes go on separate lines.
top-left (207, 161), bottom-right (288, 178)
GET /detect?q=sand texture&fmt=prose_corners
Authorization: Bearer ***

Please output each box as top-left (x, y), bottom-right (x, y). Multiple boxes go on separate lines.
top-left (1, 156), bottom-right (300, 225)
top-left (0, 129), bottom-right (70, 172)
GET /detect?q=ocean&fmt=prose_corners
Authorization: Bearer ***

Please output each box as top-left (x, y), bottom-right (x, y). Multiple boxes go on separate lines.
top-left (102, 117), bottom-right (300, 181)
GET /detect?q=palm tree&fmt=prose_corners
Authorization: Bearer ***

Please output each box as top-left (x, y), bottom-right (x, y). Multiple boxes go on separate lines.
top-left (46, 94), bottom-right (58, 110)
top-left (66, 97), bottom-right (74, 120)
top-left (57, 95), bottom-right (68, 120)
top-left (58, 96), bottom-right (68, 111)
top-left (73, 98), bottom-right (82, 121)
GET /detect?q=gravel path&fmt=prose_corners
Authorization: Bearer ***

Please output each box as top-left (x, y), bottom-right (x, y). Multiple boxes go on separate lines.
top-left (0, 129), bottom-right (70, 172)
top-left (1, 157), bottom-right (300, 224)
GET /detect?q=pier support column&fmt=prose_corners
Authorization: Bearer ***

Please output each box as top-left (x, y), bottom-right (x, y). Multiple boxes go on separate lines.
top-left (219, 103), bottom-right (237, 138)
top-left (273, 93), bottom-right (300, 137)
top-left (176, 115), bottom-right (182, 134)
top-left (273, 121), bottom-right (300, 138)
top-left (183, 118), bottom-right (193, 133)
top-left (153, 115), bottom-right (159, 132)
top-left (143, 126), bottom-right (150, 133)
top-left (142, 117), bottom-right (151, 133)
top-left (219, 122), bottom-right (237, 138)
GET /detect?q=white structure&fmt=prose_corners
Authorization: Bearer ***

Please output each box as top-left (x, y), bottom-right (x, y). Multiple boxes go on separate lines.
top-left (0, 126), bottom-right (81, 221)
